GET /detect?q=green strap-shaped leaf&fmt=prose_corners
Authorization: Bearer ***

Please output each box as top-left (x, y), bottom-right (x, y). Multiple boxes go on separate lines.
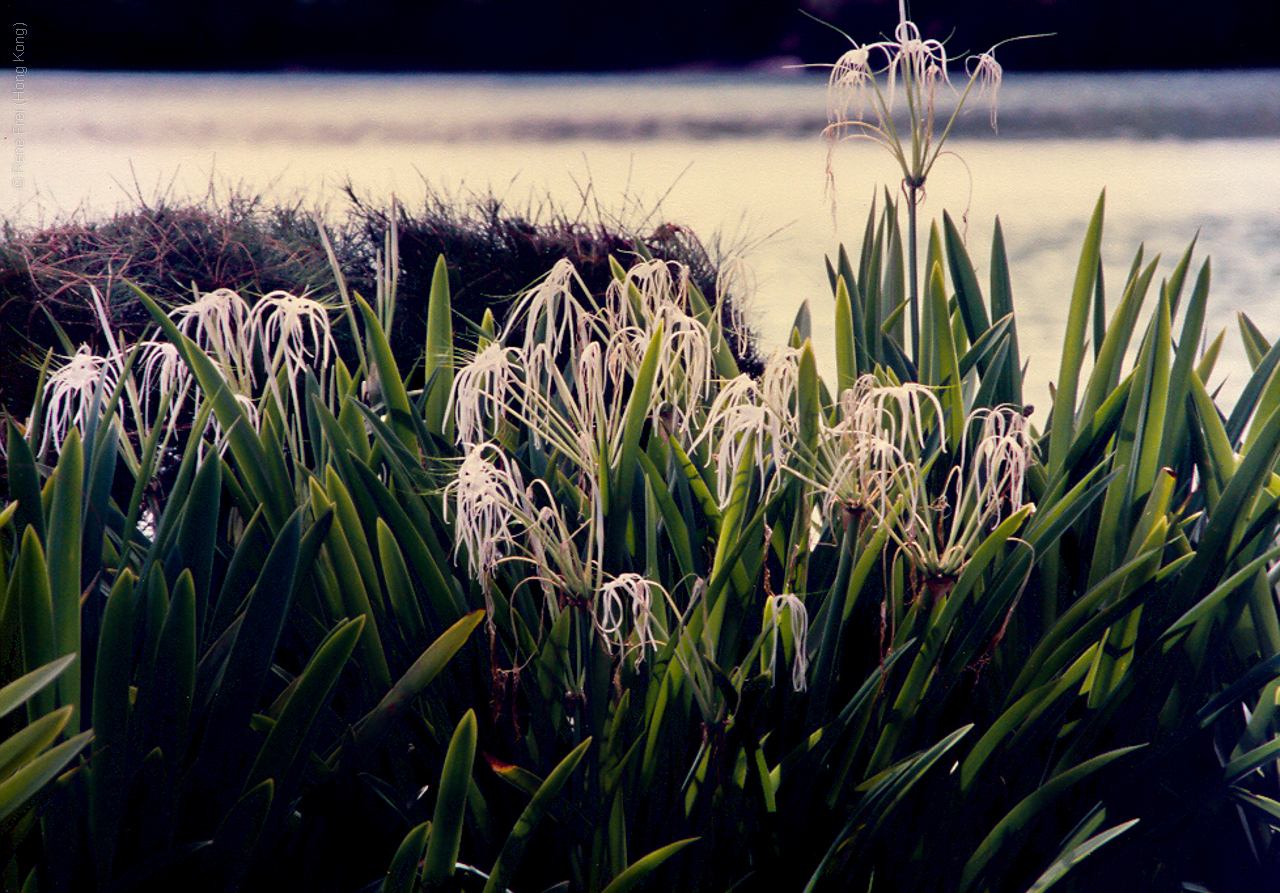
top-left (350, 460), bottom-right (466, 624)
top-left (943, 211), bottom-right (992, 348)
top-left (422, 709), bottom-right (478, 885)
top-left (925, 260), bottom-right (963, 447)
top-left (609, 322), bottom-right (663, 559)
top-left (1078, 256), bottom-right (1158, 429)
top-left (960, 745), bottom-right (1143, 893)
top-left (81, 415), bottom-right (118, 600)
top-left (376, 519), bottom-right (428, 648)
top-left (46, 426), bottom-right (83, 725)
top-left (14, 528), bottom-right (57, 723)
top-left (1176, 401), bottom-right (1280, 606)
top-left (0, 728), bottom-right (92, 824)
top-left (1023, 819), bottom-right (1140, 893)
top-left (244, 615), bottom-right (364, 795)
top-left (637, 450), bottom-right (698, 583)
top-left (5, 420), bottom-right (45, 543)
top-left (988, 218), bottom-right (1023, 406)
top-left (90, 571), bottom-right (136, 880)
top-left (314, 476), bottom-right (391, 691)
top-left (961, 648), bottom-right (1095, 793)
top-left (807, 726), bottom-right (970, 893)
top-left (1225, 330), bottom-right (1280, 449)
top-left (382, 822), bottom-right (430, 893)
top-left (0, 705), bottom-right (73, 781)
top-left (833, 275), bottom-right (858, 396)
top-left (1225, 736), bottom-right (1280, 786)
top-left (0, 654), bottom-right (74, 721)
top-left (1239, 311), bottom-right (1272, 370)
top-left (351, 610), bottom-right (484, 758)
top-left (1158, 259), bottom-right (1211, 472)
top-left (354, 291), bottom-right (419, 453)
top-left (598, 837), bottom-right (698, 893)
top-left (203, 778), bottom-right (274, 890)
top-left (482, 737), bottom-right (592, 893)
top-left (191, 507), bottom-right (305, 808)
top-left (1048, 191), bottom-right (1106, 476)
top-left (171, 448), bottom-right (221, 624)
top-left (422, 254), bottom-right (455, 438)
top-left (1088, 290), bottom-right (1171, 588)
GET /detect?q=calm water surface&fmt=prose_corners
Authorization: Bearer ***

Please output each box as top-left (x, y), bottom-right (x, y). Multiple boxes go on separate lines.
top-left (12, 69), bottom-right (1280, 413)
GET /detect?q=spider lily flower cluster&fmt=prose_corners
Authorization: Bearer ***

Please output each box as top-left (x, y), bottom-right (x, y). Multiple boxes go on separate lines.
top-left (449, 258), bottom-right (715, 460)
top-left (27, 286), bottom-right (337, 463)
top-left (443, 439), bottom-right (676, 660)
top-left (444, 259), bottom-right (720, 657)
top-left (824, 0), bottom-right (1013, 194)
top-left (444, 257), bottom-right (1037, 690)
top-left (792, 374), bottom-right (1037, 580)
top-left (892, 404), bottom-right (1038, 579)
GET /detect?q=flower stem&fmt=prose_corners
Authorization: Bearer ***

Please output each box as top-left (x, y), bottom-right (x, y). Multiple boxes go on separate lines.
top-left (907, 183), bottom-right (921, 367)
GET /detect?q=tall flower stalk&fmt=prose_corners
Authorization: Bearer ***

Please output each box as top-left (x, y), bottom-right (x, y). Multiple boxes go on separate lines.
top-left (823, 0), bottom-right (1037, 362)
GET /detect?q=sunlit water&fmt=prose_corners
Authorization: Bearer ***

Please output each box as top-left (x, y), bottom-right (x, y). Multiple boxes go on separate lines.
top-left (10, 69), bottom-right (1280, 415)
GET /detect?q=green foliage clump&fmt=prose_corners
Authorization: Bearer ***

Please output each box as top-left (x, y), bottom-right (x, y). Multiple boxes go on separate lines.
top-left (4, 10), bottom-right (1280, 889)
top-left (3, 183), bottom-right (1280, 893)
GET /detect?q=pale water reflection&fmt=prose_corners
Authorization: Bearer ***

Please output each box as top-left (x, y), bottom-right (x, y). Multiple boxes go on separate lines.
top-left (13, 70), bottom-right (1280, 416)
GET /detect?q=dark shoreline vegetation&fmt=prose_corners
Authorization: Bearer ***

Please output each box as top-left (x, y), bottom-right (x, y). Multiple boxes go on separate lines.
top-left (0, 186), bottom-right (763, 430)
top-left (23, 0), bottom-right (1280, 72)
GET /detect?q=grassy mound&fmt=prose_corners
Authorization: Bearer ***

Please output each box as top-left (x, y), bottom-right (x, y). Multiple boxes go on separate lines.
top-left (0, 187), bottom-right (762, 422)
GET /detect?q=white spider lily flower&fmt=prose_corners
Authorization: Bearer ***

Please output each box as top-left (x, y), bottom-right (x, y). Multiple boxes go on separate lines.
top-left (828, 44), bottom-right (878, 124)
top-left (602, 261), bottom-right (715, 439)
top-left (171, 288), bottom-right (255, 391)
top-left (249, 290), bottom-right (337, 448)
top-left (760, 348), bottom-right (802, 420)
top-left (653, 315), bottom-right (714, 434)
top-left (575, 339), bottom-right (613, 437)
top-left (967, 405), bottom-right (1036, 520)
top-left (795, 416), bottom-right (916, 525)
top-left (698, 354), bottom-right (805, 507)
top-left (764, 593), bottom-right (810, 692)
top-left (784, 376), bottom-right (935, 536)
top-left (888, 404), bottom-right (1037, 580)
top-left (504, 258), bottom-right (598, 380)
top-left (448, 341), bottom-right (521, 447)
top-left (605, 259), bottom-right (688, 330)
top-left (515, 343), bottom-right (618, 473)
top-left (700, 374), bottom-right (779, 507)
top-left (597, 573), bottom-right (664, 662)
top-left (250, 290), bottom-right (335, 385)
top-left (967, 50), bottom-right (1004, 130)
top-left (823, 0), bottom-right (1026, 197)
top-left (443, 442), bottom-right (532, 587)
top-left (845, 374), bottom-right (943, 463)
top-left (888, 17), bottom-right (950, 101)
top-left (135, 339), bottom-right (194, 440)
top-left (443, 444), bottom-right (606, 620)
top-left (37, 345), bottom-right (120, 455)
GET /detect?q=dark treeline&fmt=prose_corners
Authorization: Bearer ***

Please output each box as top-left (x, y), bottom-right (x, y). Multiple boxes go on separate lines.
top-left (18, 0), bottom-right (1280, 72)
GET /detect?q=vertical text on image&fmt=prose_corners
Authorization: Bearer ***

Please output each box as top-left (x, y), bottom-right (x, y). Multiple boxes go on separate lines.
top-left (12, 22), bottom-right (26, 189)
